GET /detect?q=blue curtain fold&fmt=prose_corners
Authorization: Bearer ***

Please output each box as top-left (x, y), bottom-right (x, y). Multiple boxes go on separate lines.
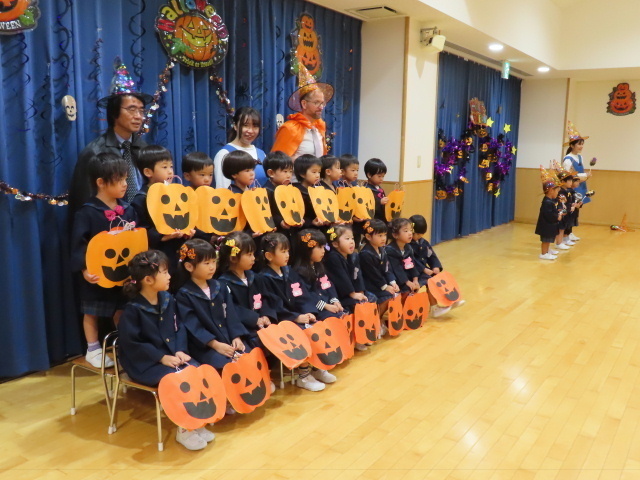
top-left (432, 52), bottom-right (521, 245)
top-left (0, 0), bottom-right (361, 377)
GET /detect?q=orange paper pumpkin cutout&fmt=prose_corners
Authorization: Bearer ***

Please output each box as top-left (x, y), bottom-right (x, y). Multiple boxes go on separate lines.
top-left (337, 187), bottom-right (356, 223)
top-left (354, 302), bottom-right (381, 344)
top-left (86, 227), bottom-right (148, 288)
top-left (147, 183), bottom-right (198, 235)
top-left (274, 184), bottom-right (305, 226)
top-left (385, 190), bottom-right (405, 222)
top-left (257, 321), bottom-right (311, 369)
top-left (340, 314), bottom-right (355, 360)
top-left (308, 186), bottom-right (338, 223)
top-left (403, 293), bottom-right (429, 330)
top-left (196, 187), bottom-right (246, 235)
top-left (241, 188), bottom-right (276, 233)
top-left (386, 295), bottom-right (404, 336)
top-left (428, 271), bottom-right (462, 307)
top-left (222, 348), bottom-right (271, 414)
top-left (303, 317), bottom-right (350, 370)
top-left (158, 364), bottom-right (226, 430)
top-left (353, 186), bottom-right (375, 220)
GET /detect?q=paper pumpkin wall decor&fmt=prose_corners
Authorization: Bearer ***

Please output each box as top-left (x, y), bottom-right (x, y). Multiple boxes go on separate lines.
top-left (354, 302), bottom-right (381, 344)
top-left (386, 295), bottom-right (404, 336)
top-left (222, 348), bottom-right (271, 414)
top-left (147, 182), bottom-right (198, 235)
top-left (257, 321), bottom-right (311, 369)
top-left (241, 188), bottom-right (276, 233)
top-left (274, 184), bottom-right (305, 226)
top-left (308, 186), bottom-right (338, 223)
top-left (352, 186), bottom-right (375, 220)
top-left (303, 317), bottom-right (350, 370)
top-left (158, 364), bottom-right (227, 430)
top-left (86, 227), bottom-right (148, 288)
top-left (403, 293), bottom-right (429, 330)
top-left (337, 186), bottom-right (356, 223)
top-left (607, 82), bottom-right (636, 116)
top-left (385, 189), bottom-right (405, 222)
top-left (290, 12), bottom-right (323, 79)
top-left (196, 186), bottom-right (245, 235)
top-left (428, 271), bottom-right (462, 307)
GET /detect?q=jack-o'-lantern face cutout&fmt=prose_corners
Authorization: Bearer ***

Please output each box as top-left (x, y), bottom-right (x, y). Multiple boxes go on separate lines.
top-left (353, 186), bottom-right (375, 220)
top-left (385, 189), bottom-right (405, 222)
top-left (294, 13), bottom-right (322, 77)
top-left (403, 293), bottom-right (429, 330)
top-left (222, 348), bottom-right (271, 414)
top-left (354, 302), bottom-right (381, 344)
top-left (174, 14), bottom-right (218, 62)
top-left (241, 188), bottom-right (276, 233)
top-left (148, 183), bottom-right (198, 235)
top-left (607, 83), bottom-right (636, 116)
top-left (308, 186), bottom-right (338, 223)
top-left (0, 0), bottom-right (28, 21)
top-left (86, 227), bottom-right (148, 288)
top-left (387, 295), bottom-right (404, 335)
top-left (275, 184), bottom-right (305, 226)
top-left (337, 187), bottom-right (356, 223)
top-left (257, 321), bottom-right (311, 369)
top-left (158, 364), bottom-right (226, 430)
top-left (196, 187), bottom-right (246, 235)
top-left (304, 317), bottom-right (350, 370)
top-left (428, 271), bottom-right (462, 307)
top-left (300, 14), bottom-right (314, 31)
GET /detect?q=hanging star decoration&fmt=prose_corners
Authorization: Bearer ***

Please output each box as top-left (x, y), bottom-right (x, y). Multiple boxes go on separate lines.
top-left (504, 124), bottom-right (511, 133)
top-left (511, 146), bottom-right (517, 155)
top-left (486, 117), bottom-right (495, 127)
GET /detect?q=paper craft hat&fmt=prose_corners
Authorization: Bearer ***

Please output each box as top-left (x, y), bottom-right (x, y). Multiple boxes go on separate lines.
top-left (540, 165), bottom-right (559, 193)
top-left (551, 159), bottom-right (576, 181)
top-left (98, 57), bottom-right (153, 109)
top-left (288, 64), bottom-right (334, 112)
top-left (563, 121), bottom-right (589, 146)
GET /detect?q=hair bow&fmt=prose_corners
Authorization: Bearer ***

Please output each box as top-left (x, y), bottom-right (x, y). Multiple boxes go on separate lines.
top-left (179, 244), bottom-right (196, 262)
top-left (226, 239), bottom-right (241, 257)
top-left (301, 233), bottom-right (317, 248)
top-left (410, 222), bottom-right (415, 231)
top-left (327, 227), bottom-right (337, 241)
top-left (363, 221), bottom-right (373, 234)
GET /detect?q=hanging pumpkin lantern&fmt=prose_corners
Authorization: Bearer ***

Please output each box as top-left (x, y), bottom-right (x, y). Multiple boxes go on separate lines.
top-left (308, 186), bottom-right (338, 223)
top-left (274, 184), bottom-right (305, 227)
top-left (158, 364), bottom-right (227, 430)
top-left (386, 295), bottom-right (404, 336)
top-left (303, 317), bottom-right (351, 370)
top-left (385, 189), bottom-right (405, 222)
top-left (196, 186), bottom-right (245, 235)
top-left (147, 183), bottom-right (199, 235)
top-left (86, 227), bottom-right (149, 288)
top-left (336, 186), bottom-right (356, 223)
top-left (403, 293), bottom-right (429, 330)
top-left (241, 188), bottom-right (276, 233)
top-left (221, 347), bottom-right (271, 414)
top-left (427, 271), bottom-right (462, 307)
top-left (354, 302), bottom-right (380, 344)
top-left (257, 321), bottom-right (311, 369)
top-left (352, 186), bottom-right (375, 220)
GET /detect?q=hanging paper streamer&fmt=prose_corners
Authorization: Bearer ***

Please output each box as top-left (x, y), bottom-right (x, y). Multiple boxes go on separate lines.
top-left (139, 59), bottom-right (175, 135)
top-left (0, 180), bottom-right (68, 205)
top-left (290, 12), bottom-right (323, 79)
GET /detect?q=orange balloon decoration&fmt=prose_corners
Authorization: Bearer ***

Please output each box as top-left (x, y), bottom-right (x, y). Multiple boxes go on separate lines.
top-left (274, 184), bottom-right (305, 226)
top-left (257, 321), bottom-right (311, 369)
top-left (386, 295), bottom-right (404, 336)
top-left (354, 302), bottom-right (381, 344)
top-left (196, 187), bottom-right (246, 235)
top-left (158, 364), bottom-right (227, 430)
top-left (352, 186), bottom-right (375, 220)
top-left (147, 182), bottom-right (199, 235)
top-left (303, 317), bottom-right (351, 370)
top-left (308, 186), bottom-right (338, 224)
top-left (337, 186), bottom-right (356, 223)
top-left (241, 188), bottom-right (276, 233)
top-left (427, 271), bottom-right (462, 307)
top-left (86, 227), bottom-right (149, 288)
top-left (403, 293), bottom-right (429, 330)
top-left (222, 348), bottom-right (271, 414)
top-left (385, 189), bottom-right (405, 222)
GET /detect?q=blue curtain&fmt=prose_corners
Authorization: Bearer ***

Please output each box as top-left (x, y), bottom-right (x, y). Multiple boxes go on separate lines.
top-left (432, 52), bottom-right (520, 244)
top-left (0, 0), bottom-right (361, 377)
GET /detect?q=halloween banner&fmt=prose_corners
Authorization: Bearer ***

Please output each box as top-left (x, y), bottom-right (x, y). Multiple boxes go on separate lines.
top-left (427, 271), bottom-right (462, 307)
top-left (0, 0), bottom-right (40, 34)
top-left (222, 348), bottom-right (271, 414)
top-left (290, 12), bottom-right (323, 79)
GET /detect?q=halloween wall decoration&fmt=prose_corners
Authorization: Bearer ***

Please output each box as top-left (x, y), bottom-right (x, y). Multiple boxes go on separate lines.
top-left (386, 295), bottom-right (404, 336)
top-left (352, 186), bottom-right (375, 220)
top-left (86, 227), bottom-right (148, 288)
top-left (290, 12), bottom-right (323, 79)
top-left (607, 83), bottom-right (636, 116)
top-left (354, 302), bottom-right (380, 345)
top-left (241, 188), bottom-right (276, 233)
top-left (158, 364), bottom-right (227, 430)
top-left (61, 95), bottom-right (77, 121)
top-left (148, 182), bottom-right (199, 235)
top-left (156, 0), bottom-right (228, 69)
top-left (276, 113), bottom-right (284, 130)
top-left (0, 180), bottom-right (68, 205)
top-left (427, 271), bottom-right (462, 307)
top-left (308, 186), bottom-right (338, 223)
top-left (385, 188), bottom-right (405, 222)
top-left (222, 348), bottom-right (271, 414)
top-left (196, 186), bottom-right (245, 235)
top-left (403, 293), bottom-right (429, 330)
top-left (257, 321), bottom-right (311, 369)
top-left (274, 184), bottom-right (305, 226)
top-left (303, 317), bottom-right (350, 370)
top-left (0, 0), bottom-right (39, 34)
top-left (336, 186), bottom-right (356, 223)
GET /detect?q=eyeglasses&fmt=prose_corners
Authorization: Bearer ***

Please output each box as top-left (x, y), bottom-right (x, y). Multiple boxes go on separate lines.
top-left (121, 106), bottom-right (146, 117)
top-left (305, 100), bottom-right (326, 108)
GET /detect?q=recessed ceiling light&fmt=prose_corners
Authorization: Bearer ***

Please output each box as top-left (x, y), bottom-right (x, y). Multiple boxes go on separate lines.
top-left (538, 66), bottom-right (550, 73)
top-left (489, 43), bottom-right (504, 52)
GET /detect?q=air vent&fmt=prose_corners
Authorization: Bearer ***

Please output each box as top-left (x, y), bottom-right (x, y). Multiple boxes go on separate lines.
top-left (346, 5), bottom-right (401, 19)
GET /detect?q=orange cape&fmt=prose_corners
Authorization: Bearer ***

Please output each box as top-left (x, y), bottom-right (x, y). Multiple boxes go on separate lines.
top-left (271, 113), bottom-right (327, 157)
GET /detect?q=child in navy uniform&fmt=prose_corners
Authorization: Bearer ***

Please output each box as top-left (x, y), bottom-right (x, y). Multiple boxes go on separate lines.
top-left (320, 155), bottom-right (341, 193)
top-left (364, 158), bottom-right (389, 222)
top-left (222, 150), bottom-right (257, 194)
top-left (336, 154), bottom-right (359, 187)
top-left (409, 214), bottom-right (443, 276)
top-left (262, 151), bottom-right (294, 233)
top-left (182, 152), bottom-right (214, 244)
top-left (293, 154), bottom-right (326, 228)
top-left (536, 179), bottom-right (562, 260)
top-left (70, 152), bottom-right (138, 368)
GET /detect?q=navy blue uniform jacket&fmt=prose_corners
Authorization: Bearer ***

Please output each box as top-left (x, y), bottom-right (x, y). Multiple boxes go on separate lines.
top-left (218, 271), bottom-right (277, 329)
top-left (360, 244), bottom-right (397, 298)
top-left (293, 265), bottom-right (340, 320)
top-left (365, 182), bottom-right (386, 222)
top-left (410, 237), bottom-right (443, 272)
top-left (259, 266), bottom-right (317, 320)
top-left (324, 249), bottom-right (369, 308)
top-left (386, 241), bottom-right (423, 292)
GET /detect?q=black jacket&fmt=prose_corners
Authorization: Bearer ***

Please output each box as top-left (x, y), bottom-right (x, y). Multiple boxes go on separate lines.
top-left (218, 270), bottom-right (277, 331)
top-left (410, 237), bottom-right (443, 271)
top-left (364, 182), bottom-right (386, 222)
top-left (360, 244), bottom-right (397, 293)
top-left (535, 196), bottom-right (560, 238)
top-left (324, 249), bottom-right (366, 306)
top-left (259, 265), bottom-right (316, 320)
top-left (386, 241), bottom-right (420, 287)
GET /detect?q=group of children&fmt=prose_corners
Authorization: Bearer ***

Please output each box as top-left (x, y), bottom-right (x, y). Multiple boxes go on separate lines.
top-left (71, 146), bottom-right (462, 451)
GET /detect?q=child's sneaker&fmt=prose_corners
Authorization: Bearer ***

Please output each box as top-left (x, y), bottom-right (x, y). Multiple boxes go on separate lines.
top-left (451, 299), bottom-right (466, 309)
top-left (539, 253), bottom-right (557, 260)
top-left (295, 373), bottom-right (325, 392)
top-left (430, 305), bottom-right (451, 318)
top-left (225, 404), bottom-right (236, 415)
top-left (176, 427), bottom-right (207, 450)
top-left (555, 243), bottom-right (570, 250)
top-left (194, 427), bottom-right (215, 443)
top-left (549, 248), bottom-right (559, 255)
top-left (378, 323), bottom-right (388, 338)
top-left (311, 368), bottom-right (337, 384)
top-left (355, 343), bottom-right (368, 351)
top-left (86, 348), bottom-right (114, 368)
top-left (563, 238), bottom-right (576, 246)
top-left (569, 233), bottom-right (580, 241)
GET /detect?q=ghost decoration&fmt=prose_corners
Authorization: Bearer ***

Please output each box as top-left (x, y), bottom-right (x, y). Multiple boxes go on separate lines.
top-left (62, 95), bottom-right (77, 121)
top-left (276, 113), bottom-right (284, 130)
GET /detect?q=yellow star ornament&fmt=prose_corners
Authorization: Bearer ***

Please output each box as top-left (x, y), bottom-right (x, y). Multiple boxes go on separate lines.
top-left (504, 124), bottom-right (511, 133)
top-left (486, 117), bottom-right (495, 127)
top-left (511, 146), bottom-right (517, 155)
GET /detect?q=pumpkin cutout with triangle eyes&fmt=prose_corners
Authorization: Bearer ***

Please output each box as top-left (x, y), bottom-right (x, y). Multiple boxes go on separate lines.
top-left (353, 186), bottom-right (375, 220)
top-left (196, 187), bottom-right (246, 235)
top-left (86, 227), bottom-right (148, 288)
top-left (385, 189), bottom-right (405, 222)
top-left (607, 82), bottom-right (636, 116)
top-left (354, 302), bottom-right (381, 344)
top-left (158, 364), bottom-right (227, 430)
top-left (148, 183), bottom-right (199, 235)
top-left (337, 187), bottom-right (356, 223)
top-left (386, 295), bottom-right (404, 336)
top-left (257, 320), bottom-right (311, 369)
top-left (403, 293), bottom-right (429, 330)
top-left (308, 186), bottom-right (338, 224)
top-left (241, 188), bottom-right (276, 233)
top-left (340, 314), bottom-right (355, 360)
top-left (222, 347), bottom-right (271, 414)
top-left (303, 317), bottom-right (350, 370)
top-left (174, 14), bottom-right (218, 63)
top-left (275, 184), bottom-right (305, 227)
top-left (428, 271), bottom-right (462, 307)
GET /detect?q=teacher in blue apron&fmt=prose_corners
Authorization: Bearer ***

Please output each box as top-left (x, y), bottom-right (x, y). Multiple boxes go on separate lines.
top-left (562, 121), bottom-right (592, 242)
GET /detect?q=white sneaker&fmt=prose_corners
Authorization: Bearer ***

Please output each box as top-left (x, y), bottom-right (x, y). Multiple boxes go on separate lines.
top-left (563, 239), bottom-right (576, 246)
top-left (225, 404), bottom-right (236, 415)
top-left (295, 373), bottom-right (325, 391)
top-left (569, 233), bottom-right (580, 241)
top-left (176, 427), bottom-right (207, 450)
top-left (195, 427), bottom-right (215, 443)
top-left (378, 323), bottom-right (388, 339)
top-left (555, 243), bottom-right (570, 250)
top-left (539, 253), bottom-right (557, 260)
top-left (86, 348), bottom-right (114, 368)
top-left (311, 368), bottom-right (337, 384)
top-left (270, 381), bottom-right (276, 394)
top-left (451, 299), bottom-right (466, 309)
top-left (549, 248), bottom-right (559, 255)
top-left (354, 343), bottom-right (368, 351)
top-left (430, 305), bottom-right (452, 318)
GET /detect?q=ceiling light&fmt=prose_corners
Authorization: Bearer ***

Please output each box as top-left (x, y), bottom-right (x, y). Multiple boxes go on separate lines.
top-left (489, 43), bottom-right (503, 52)
top-left (538, 66), bottom-right (550, 73)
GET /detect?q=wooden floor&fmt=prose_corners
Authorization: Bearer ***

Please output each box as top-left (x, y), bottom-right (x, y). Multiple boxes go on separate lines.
top-left (3, 223), bottom-right (640, 480)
